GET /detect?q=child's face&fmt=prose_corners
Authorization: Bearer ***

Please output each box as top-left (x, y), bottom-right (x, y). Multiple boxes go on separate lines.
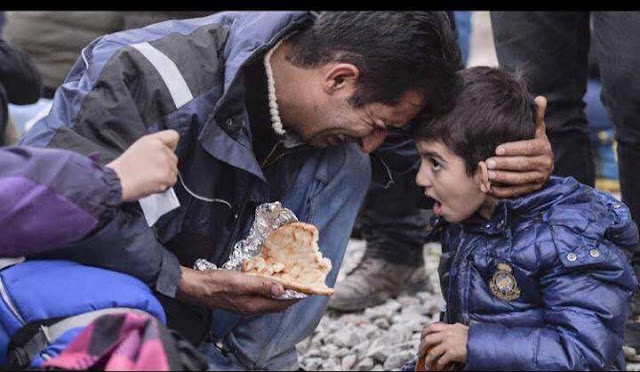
top-left (415, 139), bottom-right (489, 223)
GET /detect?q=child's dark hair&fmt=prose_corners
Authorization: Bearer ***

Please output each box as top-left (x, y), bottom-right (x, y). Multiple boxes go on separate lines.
top-left (415, 66), bottom-right (537, 176)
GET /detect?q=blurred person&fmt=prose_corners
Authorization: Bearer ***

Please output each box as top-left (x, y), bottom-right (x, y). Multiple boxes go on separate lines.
top-left (3, 12), bottom-right (125, 133)
top-left (3, 11), bottom-right (210, 136)
top-left (585, 44), bottom-right (619, 192)
top-left (19, 11), bottom-right (553, 370)
top-left (0, 130), bottom-right (207, 369)
top-left (406, 66), bottom-right (636, 371)
top-left (0, 37), bottom-right (42, 145)
top-left (491, 11), bottom-right (640, 351)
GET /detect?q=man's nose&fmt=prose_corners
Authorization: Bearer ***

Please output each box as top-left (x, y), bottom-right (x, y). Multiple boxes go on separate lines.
top-left (359, 128), bottom-right (388, 153)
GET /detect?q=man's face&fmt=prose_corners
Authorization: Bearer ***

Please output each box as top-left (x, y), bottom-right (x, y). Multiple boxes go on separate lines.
top-left (415, 139), bottom-right (487, 223)
top-left (294, 89), bottom-right (425, 154)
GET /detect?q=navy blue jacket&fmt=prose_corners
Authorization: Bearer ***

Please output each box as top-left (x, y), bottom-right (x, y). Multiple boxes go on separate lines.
top-left (433, 177), bottom-right (638, 370)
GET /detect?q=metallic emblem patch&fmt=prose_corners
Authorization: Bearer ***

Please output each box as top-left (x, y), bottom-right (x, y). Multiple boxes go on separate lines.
top-left (489, 263), bottom-right (521, 301)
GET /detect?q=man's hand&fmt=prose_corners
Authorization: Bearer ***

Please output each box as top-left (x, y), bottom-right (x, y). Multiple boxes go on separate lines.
top-left (419, 322), bottom-right (469, 370)
top-left (176, 267), bottom-right (300, 315)
top-left (106, 130), bottom-right (180, 202)
top-left (486, 96), bottom-right (554, 198)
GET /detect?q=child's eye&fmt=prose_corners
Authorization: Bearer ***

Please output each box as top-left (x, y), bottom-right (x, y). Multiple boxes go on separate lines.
top-left (430, 158), bottom-right (442, 172)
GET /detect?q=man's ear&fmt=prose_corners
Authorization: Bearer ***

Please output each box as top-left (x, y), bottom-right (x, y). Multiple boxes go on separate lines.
top-left (477, 161), bottom-right (492, 193)
top-left (322, 63), bottom-right (359, 94)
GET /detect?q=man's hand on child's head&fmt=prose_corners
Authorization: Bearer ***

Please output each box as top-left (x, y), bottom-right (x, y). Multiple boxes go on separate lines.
top-left (419, 322), bottom-right (468, 370)
top-left (485, 96), bottom-right (554, 198)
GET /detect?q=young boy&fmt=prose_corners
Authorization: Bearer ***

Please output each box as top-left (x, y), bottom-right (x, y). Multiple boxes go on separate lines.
top-left (409, 66), bottom-right (638, 370)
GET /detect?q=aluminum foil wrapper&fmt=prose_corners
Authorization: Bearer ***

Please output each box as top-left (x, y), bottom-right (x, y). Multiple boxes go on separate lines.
top-left (193, 202), bottom-right (307, 300)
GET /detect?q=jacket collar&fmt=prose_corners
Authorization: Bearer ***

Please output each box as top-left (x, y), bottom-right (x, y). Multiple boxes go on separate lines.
top-left (462, 177), bottom-right (583, 235)
top-left (198, 11), bottom-right (316, 183)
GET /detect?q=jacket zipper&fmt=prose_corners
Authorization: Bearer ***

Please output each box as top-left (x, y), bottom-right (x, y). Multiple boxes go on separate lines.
top-left (0, 276), bottom-right (25, 325)
top-left (446, 233), bottom-right (465, 324)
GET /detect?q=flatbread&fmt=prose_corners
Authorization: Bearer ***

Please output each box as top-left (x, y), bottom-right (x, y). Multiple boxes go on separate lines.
top-left (241, 222), bottom-right (335, 296)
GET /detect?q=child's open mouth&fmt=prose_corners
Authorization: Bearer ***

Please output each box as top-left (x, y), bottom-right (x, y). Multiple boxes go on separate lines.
top-left (433, 200), bottom-right (443, 216)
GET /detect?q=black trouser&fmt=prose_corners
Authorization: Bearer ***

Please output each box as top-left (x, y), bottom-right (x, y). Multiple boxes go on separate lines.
top-left (492, 11), bottom-right (640, 237)
top-left (358, 128), bottom-right (433, 267)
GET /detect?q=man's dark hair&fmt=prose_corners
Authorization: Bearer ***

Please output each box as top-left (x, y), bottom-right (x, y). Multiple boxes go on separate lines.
top-left (416, 66), bottom-right (537, 176)
top-left (287, 12), bottom-right (462, 115)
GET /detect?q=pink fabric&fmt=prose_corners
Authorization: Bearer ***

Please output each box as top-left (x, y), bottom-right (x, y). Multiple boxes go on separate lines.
top-left (44, 312), bottom-right (170, 371)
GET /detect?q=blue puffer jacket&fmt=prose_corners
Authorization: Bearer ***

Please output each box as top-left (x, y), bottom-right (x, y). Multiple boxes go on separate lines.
top-left (433, 176), bottom-right (638, 370)
top-left (0, 260), bottom-right (166, 367)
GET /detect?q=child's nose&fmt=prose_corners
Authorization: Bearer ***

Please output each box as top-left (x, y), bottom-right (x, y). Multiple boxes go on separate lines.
top-left (415, 163), bottom-right (432, 188)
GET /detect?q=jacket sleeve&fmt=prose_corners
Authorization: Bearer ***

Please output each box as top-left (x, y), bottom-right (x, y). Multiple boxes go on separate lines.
top-left (0, 146), bottom-right (122, 256)
top-left (0, 39), bottom-right (42, 104)
top-left (465, 235), bottom-right (637, 370)
top-left (19, 36), bottom-right (183, 298)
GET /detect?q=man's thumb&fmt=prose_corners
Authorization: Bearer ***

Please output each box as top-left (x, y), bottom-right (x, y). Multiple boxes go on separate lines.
top-left (244, 275), bottom-right (284, 298)
top-left (154, 130), bottom-right (180, 151)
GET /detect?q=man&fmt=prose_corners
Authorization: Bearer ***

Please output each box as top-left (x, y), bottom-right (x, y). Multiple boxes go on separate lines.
top-left (491, 11), bottom-right (640, 351)
top-left (22, 11), bottom-right (551, 370)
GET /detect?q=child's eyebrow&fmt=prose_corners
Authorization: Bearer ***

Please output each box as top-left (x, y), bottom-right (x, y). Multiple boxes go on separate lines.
top-left (419, 150), bottom-right (447, 164)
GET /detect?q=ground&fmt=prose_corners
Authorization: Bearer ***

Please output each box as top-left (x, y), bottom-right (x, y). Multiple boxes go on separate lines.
top-left (297, 239), bottom-right (640, 371)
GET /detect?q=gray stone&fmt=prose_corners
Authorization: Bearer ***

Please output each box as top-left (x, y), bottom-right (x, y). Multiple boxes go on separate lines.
top-left (334, 329), bottom-right (362, 348)
top-left (356, 357), bottom-right (374, 371)
top-left (342, 354), bottom-right (358, 370)
top-left (383, 350), bottom-right (416, 370)
top-left (365, 306), bottom-right (392, 321)
top-left (371, 364), bottom-right (384, 371)
top-left (387, 325), bottom-right (413, 343)
top-left (297, 337), bottom-right (312, 354)
top-left (624, 346), bottom-right (640, 362)
top-left (405, 320), bottom-right (426, 333)
top-left (397, 295), bottom-right (421, 307)
top-left (383, 299), bottom-right (402, 314)
top-left (352, 341), bottom-right (371, 358)
top-left (322, 359), bottom-right (340, 371)
top-left (373, 317), bottom-right (390, 329)
top-left (305, 348), bottom-right (330, 359)
top-left (303, 357), bottom-right (324, 371)
top-left (628, 363), bottom-right (640, 371)
top-left (334, 347), bottom-right (351, 358)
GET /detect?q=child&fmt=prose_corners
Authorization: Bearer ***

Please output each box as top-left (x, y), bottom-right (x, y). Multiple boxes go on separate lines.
top-left (410, 66), bottom-right (638, 370)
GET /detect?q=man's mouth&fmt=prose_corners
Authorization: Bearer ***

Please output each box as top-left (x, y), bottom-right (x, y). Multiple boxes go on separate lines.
top-left (326, 134), bottom-right (363, 148)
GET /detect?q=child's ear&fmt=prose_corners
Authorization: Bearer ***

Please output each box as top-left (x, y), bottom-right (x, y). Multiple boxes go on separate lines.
top-left (477, 161), bottom-right (492, 193)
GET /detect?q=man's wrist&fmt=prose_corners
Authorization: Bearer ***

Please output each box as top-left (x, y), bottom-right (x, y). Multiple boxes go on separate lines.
top-left (176, 266), bottom-right (218, 306)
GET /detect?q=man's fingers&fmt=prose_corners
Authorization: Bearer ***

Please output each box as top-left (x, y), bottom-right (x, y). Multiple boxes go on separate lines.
top-left (489, 184), bottom-right (542, 198)
top-left (154, 129), bottom-right (180, 151)
top-left (486, 155), bottom-right (552, 174)
top-left (236, 273), bottom-right (285, 298)
top-left (495, 136), bottom-right (549, 157)
top-left (487, 169), bottom-right (548, 187)
top-left (534, 96), bottom-right (548, 135)
top-left (235, 296), bottom-right (299, 315)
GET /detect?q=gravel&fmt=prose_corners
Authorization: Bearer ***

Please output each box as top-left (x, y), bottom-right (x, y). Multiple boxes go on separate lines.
top-left (297, 241), bottom-right (443, 371)
top-left (297, 240), bottom-right (640, 371)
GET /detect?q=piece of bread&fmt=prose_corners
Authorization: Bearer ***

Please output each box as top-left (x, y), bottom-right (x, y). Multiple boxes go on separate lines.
top-left (241, 222), bottom-right (335, 296)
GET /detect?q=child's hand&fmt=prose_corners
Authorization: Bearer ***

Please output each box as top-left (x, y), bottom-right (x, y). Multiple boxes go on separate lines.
top-left (419, 322), bottom-right (468, 370)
